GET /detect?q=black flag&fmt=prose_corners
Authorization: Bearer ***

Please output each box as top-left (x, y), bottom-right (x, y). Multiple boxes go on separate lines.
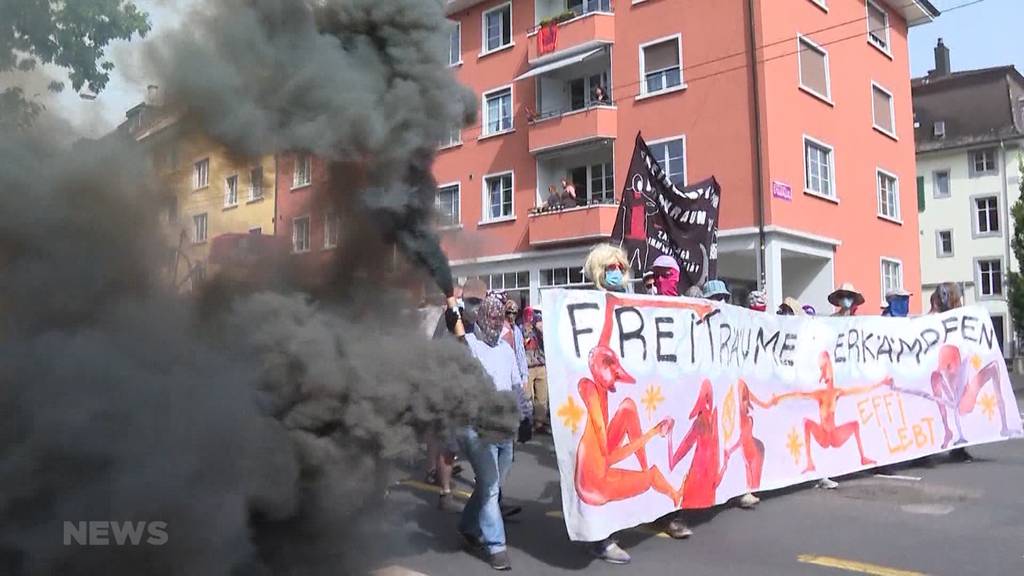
top-left (611, 133), bottom-right (720, 291)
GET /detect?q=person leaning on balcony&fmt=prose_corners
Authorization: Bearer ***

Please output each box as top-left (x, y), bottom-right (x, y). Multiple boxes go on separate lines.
top-left (544, 184), bottom-right (564, 210)
top-left (592, 85), bottom-right (611, 105)
top-left (561, 178), bottom-right (578, 207)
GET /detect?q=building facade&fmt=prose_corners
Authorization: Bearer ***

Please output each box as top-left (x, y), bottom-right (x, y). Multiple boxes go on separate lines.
top-left (436, 0), bottom-right (935, 313)
top-left (128, 104), bottom-right (278, 289)
top-left (913, 41), bottom-right (1024, 356)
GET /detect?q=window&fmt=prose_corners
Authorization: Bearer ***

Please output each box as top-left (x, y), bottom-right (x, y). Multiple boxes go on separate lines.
top-left (797, 36), bottom-right (830, 102)
top-left (483, 86), bottom-right (513, 135)
top-left (991, 315), bottom-right (1006, 354)
top-left (436, 183), bottom-right (461, 226)
top-left (477, 271), bottom-right (531, 306)
top-left (482, 3), bottom-right (512, 54)
top-left (249, 167), bottom-right (264, 200)
top-left (224, 175), bottom-right (238, 207)
top-left (872, 83), bottom-right (895, 137)
top-left (484, 172), bottom-right (514, 221)
top-left (590, 162), bottom-right (615, 204)
top-left (866, 0), bottom-right (890, 53)
top-left (933, 121), bottom-right (945, 138)
top-left (193, 158), bottom-right (209, 189)
top-left (647, 137), bottom-right (686, 188)
top-left (448, 21), bottom-right (461, 66)
top-left (570, 0), bottom-right (611, 14)
top-left (936, 230), bottom-right (953, 257)
top-left (440, 125), bottom-right (462, 149)
top-left (323, 212), bottom-right (340, 249)
top-left (876, 169), bottom-right (899, 221)
top-left (970, 148), bottom-right (997, 177)
top-left (917, 175), bottom-right (925, 212)
top-left (541, 266), bottom-right (587, 289)
top-left (192, 213), bottom-right (208, 244)
top-left (804, 137), bottom-right (834, 199)
top-left (292, 216), bottom-right (310, 253)
top-left (881, 259), bottom-right (903, 302)
top-left (293, 153), bottom-right (312, 188)
top-left (974, 196), bottom-right (999, 235)
top-left (249, 227), bottom-right (262, 235)
top-left (978, 259), bottom-right (1003, 297)
top-left (933, 170), bottom-right (950, 198)
top-left (640, 36), bottom-right (682, 95)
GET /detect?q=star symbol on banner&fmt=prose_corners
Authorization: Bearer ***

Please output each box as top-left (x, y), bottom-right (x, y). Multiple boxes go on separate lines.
top-left (557, 396), bottom-right (585, 435)
top-left (786, 427), bottom-right (803, 466)
top-left (721, 385), bottom-right (737, 445)
top-left (979, 393), bottom-right (997, 421)
top-left (641, 384), bottom-right (665, 420)
top-left (970, 355), bottom-right (983, 371)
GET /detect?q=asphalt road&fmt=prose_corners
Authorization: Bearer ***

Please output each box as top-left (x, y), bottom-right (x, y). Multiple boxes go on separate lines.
top-left (364, 393), bottom-right (1024, 576)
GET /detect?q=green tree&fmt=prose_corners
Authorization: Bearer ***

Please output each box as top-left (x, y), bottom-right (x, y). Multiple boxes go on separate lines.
top-left (1006, 157), bottom-right (1024, 350)
top-left (0, 0), bottom-right (150, 127)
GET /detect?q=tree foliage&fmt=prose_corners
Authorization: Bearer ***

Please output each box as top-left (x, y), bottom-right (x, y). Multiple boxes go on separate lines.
top-left (1006, 157), bottom-right (1024, 347)
top-left (0, 0), bottom-right (150, 127)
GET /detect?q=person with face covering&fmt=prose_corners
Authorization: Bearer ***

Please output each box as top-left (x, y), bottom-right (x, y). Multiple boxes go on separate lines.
top-left (881, 288), bottom-right (912, 317)
top-left (458, 292), bottom-right (530, 571)
top-left (746, 290), bottom-right (768, 312)
top-left (642, 271), bottom-right (657, 295)
top-left (650, 254), bottom-right (681, 297)
top-left (585, 244), bottom-right (631, 294)
top-left (828, 283), bottom-right (865, 317)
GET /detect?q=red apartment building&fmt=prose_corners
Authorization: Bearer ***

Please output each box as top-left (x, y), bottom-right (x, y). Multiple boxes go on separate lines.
top-left (433, 0), bottom-right (937, 312)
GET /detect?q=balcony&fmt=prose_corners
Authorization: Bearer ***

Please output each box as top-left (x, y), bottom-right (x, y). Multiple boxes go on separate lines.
top-left (528, 204), bottom-right (619, 247)
top-left (528, 11), bottom-right (615, 63)
top-left (529, 105), bottom-right (616, 154)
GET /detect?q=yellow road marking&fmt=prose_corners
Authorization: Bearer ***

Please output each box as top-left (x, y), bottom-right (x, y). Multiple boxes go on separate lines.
top-left (798, 554), bottom-right (928, 576)
top-left (398, 479), bottom-right (472, 500)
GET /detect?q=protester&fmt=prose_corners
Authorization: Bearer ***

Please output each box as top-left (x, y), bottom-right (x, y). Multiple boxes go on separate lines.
top-left (828, 283), bottom-right (864, 317)
top-left (703, 280), bottom-right (731, 303)
top-left (928, 283), bottom-right (973, 463)
top-left (458, 292), bottom-right (530, 571)
top-left (777, 297), bottom-right (805, 316)
top-left (642, 271), bottom-right (657, 295)
top-left (523, 306), bottom-right (549, 434)
top-left (802, 304), bottom-right (816, 316)
top-left (502, 298), bottom-right (530, 411)
top-left (585, 244), bottom-right (630, 293)
top-left (747, 290), bottom-right (767, 312)
top-left (881, 288), bottom-right (912, 317)
top-left (650, 255), bottom-right (681, 297)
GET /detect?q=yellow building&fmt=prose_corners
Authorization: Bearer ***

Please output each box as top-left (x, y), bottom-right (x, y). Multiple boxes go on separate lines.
top-left (129, 106), bottom-right (276, 290)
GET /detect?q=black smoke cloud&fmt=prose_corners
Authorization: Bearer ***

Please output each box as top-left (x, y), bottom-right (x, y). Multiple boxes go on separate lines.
top-left (0, 0), bottom-right (515, 574)
top-left (142, 0), bottom-right (474, 294)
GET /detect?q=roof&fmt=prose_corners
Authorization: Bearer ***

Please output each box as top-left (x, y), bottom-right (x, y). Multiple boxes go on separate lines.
top-left (912, 66), bottom-right (1024, 153)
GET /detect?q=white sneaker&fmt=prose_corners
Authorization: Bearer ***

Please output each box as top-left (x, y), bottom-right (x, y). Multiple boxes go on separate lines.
top-left (738, 492), bottom-right (760, 508)
top-left (817, 477), bottom-right (839, 490)
top-left (589, 540), bottom-right (631, 565)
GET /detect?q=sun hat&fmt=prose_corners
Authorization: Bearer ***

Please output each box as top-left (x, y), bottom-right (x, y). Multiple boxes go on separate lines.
top-left (828, 282), bottom-right (865, 307)
top-left (779, 296), bottom-right (806, 315)
top-left (651, 254), bottom-right (679, 271)
top-left (703, 280), bottom-right (730, 299)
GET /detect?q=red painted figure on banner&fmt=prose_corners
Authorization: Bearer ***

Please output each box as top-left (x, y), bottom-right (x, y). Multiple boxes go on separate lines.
top-left (769, 351), bottom-right (892, 473)
top-left (726, 380), bottom-right (770, 491)
top-left (621, 174), bottom-right (659, 269)
top-left (893, 344), bottom-right (1015, 448)
top-left (667, 379), bottom-right (730, 508)
top-left (574, 294), bottom-right (713, 508)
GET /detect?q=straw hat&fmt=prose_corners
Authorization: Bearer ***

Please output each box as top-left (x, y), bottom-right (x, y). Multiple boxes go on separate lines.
top-left (828, 282), bottom-right (865, 307)
top-left (885, 287), bottom-right (912, 300)
top-left (780, 296), bottom-right (806, 315)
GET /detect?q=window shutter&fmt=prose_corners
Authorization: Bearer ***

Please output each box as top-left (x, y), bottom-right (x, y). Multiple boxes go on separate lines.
top-left (867, 3), bottom-right (887, 43)
top-left (644, 40), bottom-right (679, 72)
top-left (917, 176), bottom-right (925, 212)
top-left (798, 40), bottom-right (828, 96)
top-left (872, 87), bottom-right (893, 133)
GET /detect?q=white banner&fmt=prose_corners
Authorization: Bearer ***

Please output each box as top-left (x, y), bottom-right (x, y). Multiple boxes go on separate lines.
top-left (542, 289), bottom-right (1023, 542)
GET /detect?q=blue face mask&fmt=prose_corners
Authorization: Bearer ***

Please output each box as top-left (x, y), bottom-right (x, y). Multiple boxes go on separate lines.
top-left (604, 270), bottom-right (625, 289)
top-left (840, 297), bottom-right (853, 309)
top-left (888, 296), bottom-right (910, 317)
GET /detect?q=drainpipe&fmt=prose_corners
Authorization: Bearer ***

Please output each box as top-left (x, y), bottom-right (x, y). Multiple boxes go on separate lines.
top-left (746, 0), bottom-right (767, 290)
top-left (1000, 139), bottom-right (1014, 356)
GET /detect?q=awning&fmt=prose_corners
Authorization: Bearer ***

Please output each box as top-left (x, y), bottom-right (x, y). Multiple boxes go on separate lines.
top-left (514, 48), bottom-right (604, 81)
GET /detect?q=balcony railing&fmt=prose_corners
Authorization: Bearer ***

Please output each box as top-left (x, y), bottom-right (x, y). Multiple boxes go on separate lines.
top-left (528, 103), bottom-right (617, 154)
top-left (528, 203), bottom-right (619, 247)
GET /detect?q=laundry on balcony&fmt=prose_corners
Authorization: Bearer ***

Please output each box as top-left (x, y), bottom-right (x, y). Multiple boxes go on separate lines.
top-left (537, 21), bottom-right (558, 55)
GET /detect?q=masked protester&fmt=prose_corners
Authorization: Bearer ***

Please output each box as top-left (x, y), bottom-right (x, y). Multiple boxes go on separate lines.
top-left (747, 290), bottom-right (767, 312)
top-left (703, 280), bottom-right (731, 303)
top-left (585, 244), bottom-right (631, 293)
top-left (882, 288), bottom-right (912, 317)
top-left (828, 283), bottom-right (865, 317)
top-left (522, 307), bottom-right (549, 434)
top-left (642, 271), bottom-right (657, 295)
top-left (650, 254), bottom-right (681, 296)
top-left (458, 292), bottom-right (530, 571)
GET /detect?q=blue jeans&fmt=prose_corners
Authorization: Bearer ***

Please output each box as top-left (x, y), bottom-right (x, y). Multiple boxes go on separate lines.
top-left (458, 428), bottom-right (514, 555)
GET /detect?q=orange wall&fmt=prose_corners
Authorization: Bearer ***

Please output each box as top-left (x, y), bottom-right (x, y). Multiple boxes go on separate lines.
top-left (757, 0), bottom-right (922, 312)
